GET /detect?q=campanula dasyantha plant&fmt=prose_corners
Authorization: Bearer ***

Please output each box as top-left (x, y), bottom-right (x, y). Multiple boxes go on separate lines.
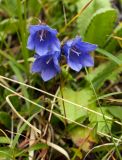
top-left (27, 24), bottom-right (97, 81)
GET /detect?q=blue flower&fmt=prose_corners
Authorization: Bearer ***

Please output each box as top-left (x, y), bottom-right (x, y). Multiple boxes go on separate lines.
top-left (62, 37), bottom-right (97, 71)
top-left (27, 24), bottom-right (60, 56)
top-left (31, 52), bottom-right (60, 81)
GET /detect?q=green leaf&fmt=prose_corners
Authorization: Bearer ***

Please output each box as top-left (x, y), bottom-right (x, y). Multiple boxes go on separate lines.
top-left (0, 18), bottom-right (18, 35)
top-left (77, 0), bottom-right (111, 37)
top-left (0, 18), bottom-right (18, 42)
top-left (0, 137), bottom-right (10, 144)
top-left (96, 48), bottom-right (122, 65)
top-left (29, 143), bottom-right (48, 151)
top-left (88, 107), bottom-right (112, 133)
top-left (1, 0), bottom-right (23, 17)
top-left (71, 148), bottom-right (83, 159)
top-left (0, 49), bottom-right (25, 72)
top-left (58, 86), bottom-right (112, 134)
top-left (0, 147), bottom-right (12, 158)
top-left (86, 53), bottom-right (122, 90)
top-left (27, 0), bottom-right (42, 16)
top-left (105, 24), bottom-right (122, 52)
top-left (107, 106), bottom-right (122, 120)
top-left (0, 112), bottom-right (11, 128)
top-left (84, 8), bottom-right (117, 47)
top-left (0, 147), bottom-right (25, 159)
top-left (58, 87), bottom-right (95, 123)
top-left (9, 61), bottom-right (30, 109)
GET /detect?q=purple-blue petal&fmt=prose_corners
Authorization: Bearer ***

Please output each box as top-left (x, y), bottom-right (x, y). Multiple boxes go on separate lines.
top-left (81, 52), bottom-right (94, 67)
top-left (62, 40), bottom-right (73, 56)
top-left (27, 35), bottom-right (35, 50)
top-left (41, 65), bottom-right (58, 81)
top-left (68, 53), bottom-right (82, 72)
top-left (31, 54), bottom-right (60, 81)
top-left (34, 33), bottom-right (60, 56)
top-left (35, 38), bottom-right (49, 55)
top-left (53, 57), bottom-right (61, 72)
top-left (27, 24), bottom-right (60, 55)
top-left (31, 58), bottom-right (44, 73)
top-left (71, 36), bottom-right (97, 52)
top-left (29, 25), bottom-right (57, 35)
top-left (79, 42), bottom-right (97, 52)
top-left (48, 34), bottom-right (60, 51)
top-left (72, 36), bottom-right (82, 47)
top-left (40, 55), bottom-right (60, 81)
top-left (63, 36), bottom-right (97, 71)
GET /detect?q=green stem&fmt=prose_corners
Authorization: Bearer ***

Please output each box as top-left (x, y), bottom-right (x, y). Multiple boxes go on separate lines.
top-left (17, 0), bottom-right (29, 75)
top-left (59, 73), bottom-right (67, 125)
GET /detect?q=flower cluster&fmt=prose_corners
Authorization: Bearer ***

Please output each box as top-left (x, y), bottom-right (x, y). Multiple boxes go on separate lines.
top-left (27, 24), bottom-right (97, 81)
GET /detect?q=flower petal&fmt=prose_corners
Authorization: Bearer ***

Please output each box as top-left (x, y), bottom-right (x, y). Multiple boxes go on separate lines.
top-left (35, 38), bottom-right (49, 55)
top-left (81, 52), bottom-right (94, 67)
top-left (71, 36), bottom-right (97, 52)
top-left (34, 34), bottom-right (60, 56)
top-left (29, 25), bottom-right (57, 35)
top-left (63, 36), bottom-right (97, 71)
top-left (32, 54), bottom-right (60, 81)
top-left (48, 34), bottom-right (60, 51)
top-left (41, 65), bottom-right (58, 81)
top-left (53, 56), bottom-right (61, 72)
top-left (62, 40), bottom-right (73, 56)
top-left (31, 57), bottom-right (45, 73)
top-left (27, 35), bottom-right (35, 50)
top-left (72, 36), bottom-right (82, 46)
top-left (27, 24), bottom-right (60, 56)
top-left (80, 42), bottom-right (97, 52)
top-left (68, 53), bottom-right (82, 72)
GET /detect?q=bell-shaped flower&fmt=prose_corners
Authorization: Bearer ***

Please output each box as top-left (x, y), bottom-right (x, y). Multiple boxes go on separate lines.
top-left (31, 52), bottom-right (60, 81)
top-left (62, 37), bottom-right (97, 71)
top-left (27, 24), bottom-right (60, 56)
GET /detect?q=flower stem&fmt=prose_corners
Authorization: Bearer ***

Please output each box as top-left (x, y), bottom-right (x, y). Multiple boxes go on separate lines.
top-left (59, 72), bottom-right (67, 126)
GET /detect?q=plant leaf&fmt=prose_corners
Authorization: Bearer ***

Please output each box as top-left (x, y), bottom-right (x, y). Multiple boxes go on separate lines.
top-left (0, 147), bottom-right (12, 158)
top-left (58, 87), bottom-right (95, 123)
top-left (105, 24), bottom-right (122, 52)
top-left (107, 106), bottom-right (122, 120)
top-left (77, 0), bottom-right (111, 37)
top-left (0, 137), bottom-right (10, 144)
top-left (96, 48), bottom-right (122, 65)
top-left (0, 112), bottom-right (11, 128)
top-left (84, 8), bottom-right (117, 47)
top-left (86, 53), bottom-right (122, 90)
top-left (88, 107), bottom-right (112, 133)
